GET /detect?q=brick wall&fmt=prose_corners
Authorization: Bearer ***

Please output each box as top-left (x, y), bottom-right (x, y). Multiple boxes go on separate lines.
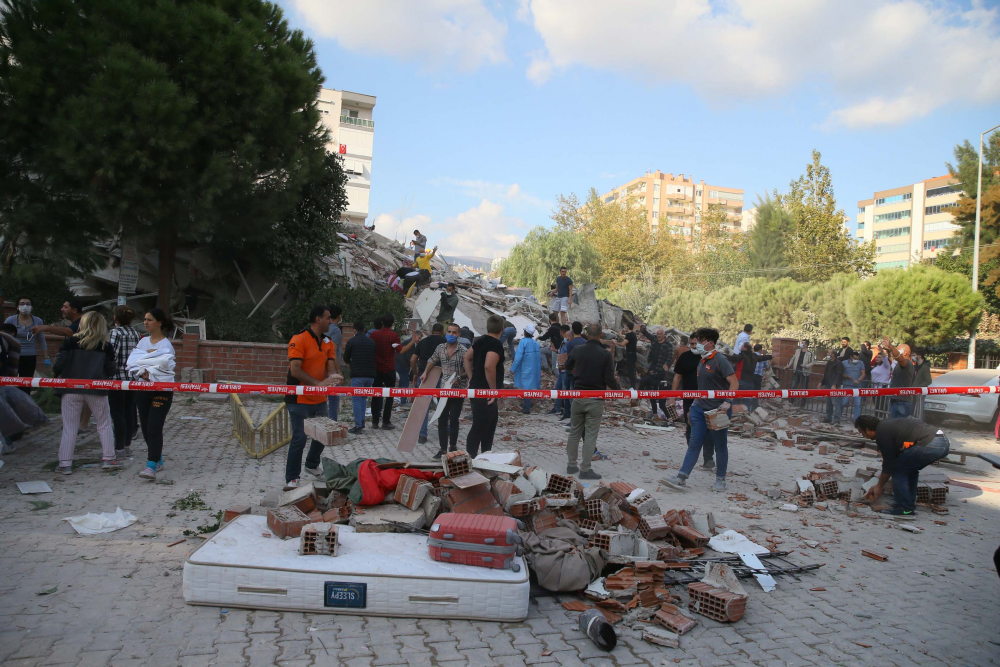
top-left (770, 337), bottom-right (800, 368)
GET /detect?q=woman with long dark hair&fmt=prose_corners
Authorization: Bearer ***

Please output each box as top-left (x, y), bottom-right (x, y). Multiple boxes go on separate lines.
top-left (108, 305), bottom-right (142, 458)
top-left (126, 308), bottom-right (176, 481)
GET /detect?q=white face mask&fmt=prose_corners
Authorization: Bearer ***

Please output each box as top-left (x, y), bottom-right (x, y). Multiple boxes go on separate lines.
top-left (800, 343), bottom-right (807, 349)
top-left (18, 305), bottom-right (31, 315)
top-left (693, 343), bottom-right (708, 356)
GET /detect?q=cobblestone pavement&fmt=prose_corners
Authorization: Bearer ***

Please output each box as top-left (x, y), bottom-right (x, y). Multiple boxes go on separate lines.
top-left (1, 394), bottom-right (999, 666)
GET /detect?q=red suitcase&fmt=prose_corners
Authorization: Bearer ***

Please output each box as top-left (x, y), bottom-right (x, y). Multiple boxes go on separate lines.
top-left (428, 513), bottom-right (524, 571)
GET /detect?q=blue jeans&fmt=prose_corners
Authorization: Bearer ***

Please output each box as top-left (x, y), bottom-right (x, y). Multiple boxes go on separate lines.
top-left (327, 395), bottom-right (340, 421)
top-left (842, 382), bottom-right (861, 422)
top-left (891, 435), bottom-right (950, 512)
top-left (825, 391), bottom-right (841, 423)
top-left (285, 402), bottom-right (327, 483)
top-left (523, 398), bottom-right (532, 413)
top-left (738, 379), bottom-right (755, 409)
top-left (396, 368), bottom-right (411, 405)
top-left (553, 371), bottom-right (568, 413)
top-left (351, 377), bottom-right (374, 429)
top-left (500, 328), bottom-right (516, 359)
top-left (561, 374), bottom-right (575, 419)
top-left (889, 400), bottom-right (912, 419)
top-left (679, 403), bottom-right (731, 479)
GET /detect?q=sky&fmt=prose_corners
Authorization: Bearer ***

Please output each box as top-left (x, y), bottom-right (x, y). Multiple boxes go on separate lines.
top-left (279, 0), bottom-right (1000, 260)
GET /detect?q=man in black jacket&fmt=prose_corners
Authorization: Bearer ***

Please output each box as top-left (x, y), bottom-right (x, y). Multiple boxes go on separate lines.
top-left (538, 312), bottom-right (563, 375)
top-left (565, 324), bottom-right (618, 480)
top-left (638, 324), bottom-right (674, 419)
top-left (343, 322), bottom-right (377, 435)
top-left (821, 349), bottom-right (845, 425)
top-left (727, 342), bottom-right (772, 412)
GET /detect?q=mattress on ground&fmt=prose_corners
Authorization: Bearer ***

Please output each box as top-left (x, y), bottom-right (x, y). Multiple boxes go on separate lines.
top-left (183, 515), bottom-right (530, 621)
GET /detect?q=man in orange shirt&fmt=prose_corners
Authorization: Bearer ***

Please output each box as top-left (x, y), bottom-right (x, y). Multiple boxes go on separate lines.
top-left (284, 305), bottom-right (340, 488)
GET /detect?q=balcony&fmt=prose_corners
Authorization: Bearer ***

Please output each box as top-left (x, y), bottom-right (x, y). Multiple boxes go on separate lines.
top-left (340, 116), bottom-right (374, 129)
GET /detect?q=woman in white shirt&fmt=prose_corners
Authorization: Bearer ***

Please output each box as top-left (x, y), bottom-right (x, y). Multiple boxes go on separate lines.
top-left (126, 308), bottom-right (176, 481)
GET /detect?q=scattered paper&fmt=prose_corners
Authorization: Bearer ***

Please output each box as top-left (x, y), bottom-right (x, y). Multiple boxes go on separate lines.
top-left (64, 507), bottom-right (138, 535)
top-left (708, 530), bottom-right (769, 555)
top-left (17, 481), bottom-right (52, 494)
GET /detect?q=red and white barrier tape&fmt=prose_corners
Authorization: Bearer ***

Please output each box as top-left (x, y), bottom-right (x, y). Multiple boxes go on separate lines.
top-left (2, 376), bottom-right (994, 400)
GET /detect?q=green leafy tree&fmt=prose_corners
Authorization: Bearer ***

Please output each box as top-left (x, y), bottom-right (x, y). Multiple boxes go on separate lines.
top-left (0, 0), bottom-right (331, 309)
top-left (774, 150), bottom-right (875, 281)
top-left (947, 134), bottom-right (1000, 202)
top-left (806, 273), bottom-right (858, 337)
top-left (550, 193), bottom-right (586, 232)
top-left (276, 285), bottom-right (407, 342)
top-left (748, 195), bottom-right (794, 278)
top-left (686, 206), bottom-right (751, 291)
top-left (845, 264), bottom-right (983, 346)
top-left (496, 227), bottom-right (601, 298)
top-left (648, 290), bottom-right (713, 333)
top-left (930, 241), bottom-right (1000, 315)
top-left (601, 264), bottom-right (670, 318)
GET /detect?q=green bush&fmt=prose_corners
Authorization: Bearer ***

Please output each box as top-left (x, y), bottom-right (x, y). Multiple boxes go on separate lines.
top-left (205, 300), bottom-right (275, 343)
top-left (275, 284), bottom-right (407, 340)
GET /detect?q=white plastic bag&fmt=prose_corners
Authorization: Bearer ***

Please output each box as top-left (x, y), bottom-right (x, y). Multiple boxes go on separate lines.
top-left (64, 507), bottom-right (137, 535)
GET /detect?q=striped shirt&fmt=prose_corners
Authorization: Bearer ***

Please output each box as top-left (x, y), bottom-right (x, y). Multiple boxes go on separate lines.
top-left (109, 325), bottom-right (142, 381)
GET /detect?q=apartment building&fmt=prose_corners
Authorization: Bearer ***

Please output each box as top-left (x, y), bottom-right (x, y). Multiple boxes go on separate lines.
top-left (599, 171), bottom-right (744, 236)
top-left (318, 87), bottom-right (376, 226)
top-left (856, 175), bottom-right (962, 271)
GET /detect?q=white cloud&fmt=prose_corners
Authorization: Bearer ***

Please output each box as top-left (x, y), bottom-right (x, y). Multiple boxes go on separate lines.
top-left (291, 0), bottom-right (507, 71)
top-left (436, 178), bottom-right (550, 208)
top-left (520, 0), bottom-right (1000, 128)
top-left (385, 200), bottom-right (523, 259)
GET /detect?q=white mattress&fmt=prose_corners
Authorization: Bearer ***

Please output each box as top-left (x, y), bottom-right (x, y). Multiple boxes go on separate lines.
top-left (183, 515), bottom-right (530, 621)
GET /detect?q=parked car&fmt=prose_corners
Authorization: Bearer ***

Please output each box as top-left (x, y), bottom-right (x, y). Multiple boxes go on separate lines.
top-left (923, 369), bottom-right (999, 425)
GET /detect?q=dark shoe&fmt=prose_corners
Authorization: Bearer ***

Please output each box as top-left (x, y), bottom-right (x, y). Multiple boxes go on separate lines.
top-left (821, 418), bottom-right (831, 424)
top-left (371, 423), bottom-right (380, 429)
top-left (381, 423), bottom-right (395, 430)
top-left (418, 435), bottom-right (428, 444)
top-left (701, 459), bottom-right (716, 470)
top-left (567, 465), bottom-right (580, 474)
top-left (558, 414), bottom-right (570, 421)
top-left (348, 426), bottom-right (364, 435)
top-left (522, 410), bottom-right (531, 415)
top-left (881, 508), bottom-right (916, 520)
top-left (546, 409), bottom-right (559, 415)
top-left (579, 470), bottom-right (602, 480)
top-left (432, 450), bottom-right (445, 460)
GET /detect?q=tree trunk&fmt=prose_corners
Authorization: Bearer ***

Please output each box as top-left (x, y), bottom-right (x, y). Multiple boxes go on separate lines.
top-left (157, 233), bottom-right (177, 310)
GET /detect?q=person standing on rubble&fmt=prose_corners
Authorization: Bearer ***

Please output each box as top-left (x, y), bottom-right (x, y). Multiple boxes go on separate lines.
top-left (565, 323), bottom-right (618, 480)
top-left (667, 327), bottom-right (738, 492)
top-left (326, 305), bottom-right (345, 420)
top-left (638, 323), bottom-right (675, 420)
top-left (785, 339), bottom-right (815, 408)
top-left (410, 229), bottom-right (427, 260)
top-left (343, 320), bottom-right (376, 435)
top-left (422, 322), bottom-right (468, 459)
top-left (511, 323), bottom-right (541, 415)
top-left (499, 319), bottom-right (517, 360)
top-left (672, 334), bottom-right (715, 470)
top-left (855, 414), bottom-right (950, 518)
top-left (415, 323), bottom-right (447, 444)
top-left (538, 312), bottom-right (563, 374)
top-left (370, 314), bottom-right (402, 430)
top-left (282, 306), bottom-right (339, 487)
top-left (415, 246), bottom-right (438, 272)
top-left (463, 314), bottom-right (505, 457)
top-left (548, 267), bottom-right (574, 325)
top-left (436, 282), bottom-right (459, 325)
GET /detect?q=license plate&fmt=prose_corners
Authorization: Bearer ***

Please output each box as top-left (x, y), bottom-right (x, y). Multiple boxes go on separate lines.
top-left (925, 402), bottom-right (946, 411)
top-left (324, 582), bottom-right (366, 608)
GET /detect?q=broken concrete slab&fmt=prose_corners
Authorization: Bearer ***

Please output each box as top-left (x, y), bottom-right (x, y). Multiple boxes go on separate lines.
top-left (349, 505), bottom-right (426, 533)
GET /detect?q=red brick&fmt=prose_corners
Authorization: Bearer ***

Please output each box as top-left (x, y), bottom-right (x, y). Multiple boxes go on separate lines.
top-left (223, 506), bottom-right (251, 523)
top-left (446, 483), bottom-right (504, 515)
top-left (443, 451), bottom-right (472, 478)
top-left (267, 507), bottom-right (310, 540)
top-left (671, 525), bottom-right (709, 548)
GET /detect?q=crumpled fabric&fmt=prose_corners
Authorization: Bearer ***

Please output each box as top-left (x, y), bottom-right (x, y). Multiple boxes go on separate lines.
top-left (64, 507), bottom-right (137, 535)
top-left (0, 387), bottom-right (47, 429)
top-left (518, 522), bottom-right (606, 592)
top-left (322, 457), bottom-right (442, 506)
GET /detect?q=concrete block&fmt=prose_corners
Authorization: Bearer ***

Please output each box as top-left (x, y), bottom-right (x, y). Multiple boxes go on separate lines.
top-left (394, 476), bottom-right (433, 510)
top-left (279, 483), bottom-right (318, 514)
top-left (267, 507), bottom-right (311, 540)
top-left (300, 522), bottom-right (339, 556)
top-left (349, 504), bottom-right (427, 533)
top-left (303, 417), bottom-right (347, 447)
top-left (443, 450), bottom-right (472, 478)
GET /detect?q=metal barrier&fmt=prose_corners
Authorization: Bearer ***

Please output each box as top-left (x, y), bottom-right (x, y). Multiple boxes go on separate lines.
top-left (771, 367), bottom-right (923, 422)
top-left (229, 394), bottom-right (292, 459)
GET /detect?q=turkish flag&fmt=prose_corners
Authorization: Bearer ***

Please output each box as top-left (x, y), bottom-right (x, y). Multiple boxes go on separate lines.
top-left (339, 144), bottom-right (347, 154)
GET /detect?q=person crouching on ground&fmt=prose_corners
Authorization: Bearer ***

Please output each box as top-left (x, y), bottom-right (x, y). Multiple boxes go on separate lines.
top-left (855, 414), bottom-right (950, 519)
top-left (53, 311), bottom-right (120, 473)
top-left (564, 323), bottom-right (618, 480)
top-left (667, 327), bottom-right (738, 492)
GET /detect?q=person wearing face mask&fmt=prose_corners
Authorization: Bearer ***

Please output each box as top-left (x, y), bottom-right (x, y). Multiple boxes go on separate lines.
top-left (784, 339), bottom-right (815, 408)
top-left (4, 296), bottom-right (47, 393)
top-left (422, 323), bottom-right (468, 459)
top-left (883, 337), bottom-right (915, 418)
top-left (672, 335), bottom-right (715, 470)
top-left (638, 322), bottom-right (675, 420)
top-left (666, 328), bottom-right (738, 492)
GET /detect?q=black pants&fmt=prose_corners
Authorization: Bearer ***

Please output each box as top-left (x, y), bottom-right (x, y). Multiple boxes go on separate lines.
top-left (136, 392), bottom-right (172, 464)
top-left (108, 390), bottom-right (136, 451)
top-left (17, 354), bottom-right (36, 394)
top-left (438, 397), bottom-right (465, 452)
top-left (466, 398), bottom-right (498, 458)
top-left (640, 372), bottom-right (666, 414)
top-left (371, 370), bottom-right (396, 426)
top-left (622, 358), bottom-right (637, 390)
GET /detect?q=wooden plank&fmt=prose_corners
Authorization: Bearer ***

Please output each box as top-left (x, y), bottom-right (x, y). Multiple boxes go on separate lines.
top-left (396, 366), bottom-right (442, 453)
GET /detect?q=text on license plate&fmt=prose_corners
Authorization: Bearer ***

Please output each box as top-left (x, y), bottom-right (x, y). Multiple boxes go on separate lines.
top-left (324, 582), bottom-right (366, 608)
top-left (925, 402), bottom-right (946, 411)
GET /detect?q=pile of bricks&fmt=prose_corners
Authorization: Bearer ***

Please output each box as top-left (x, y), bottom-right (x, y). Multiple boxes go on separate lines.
top-left (299, 522), bottom-right (339, 556)
top-left (303, 417), bottom-right (347, 447)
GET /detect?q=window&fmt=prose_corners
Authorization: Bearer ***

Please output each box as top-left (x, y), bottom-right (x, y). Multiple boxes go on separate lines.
top-left (640, 182), bottom-right (647, 192)
top-left (653, 197), bottom-right (660, 209)
top-left (652, 210), bottom-right (659, 219)
top-left (695, 203), bottom-right (702, 211)
top-left (696, 189), bottom-right (702, 197)
top-left (927, 184), bottom-right (960, 198)
top-left (875, 193), bottom-right (912, 207)
top-left (604, 195), bottom-right (614, 203)
top-left (877, 243), bottom-right (909, 255)
top-left (923, 238), bottom-right (951, 251)
top-left (708, 190), bottom-right (744, 201)
top-left (858, 222), bottom-right (865, 230)
top-left (654, 183), bottom-right (660, 193)
top-left (876, 260), bottom-right (910, 270)
top-left (925, 202), bottom-right (958, 216)
top-left (874, 226), bottom-right (910, 239)
top-left (925, 221), bottom-right (959, 233)
top-left (873, 210), bottom-right (911, 224)
top-left (858, 206), bottom-right (866, 214)
top-left (346, 109), bottom-right (359, 118)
